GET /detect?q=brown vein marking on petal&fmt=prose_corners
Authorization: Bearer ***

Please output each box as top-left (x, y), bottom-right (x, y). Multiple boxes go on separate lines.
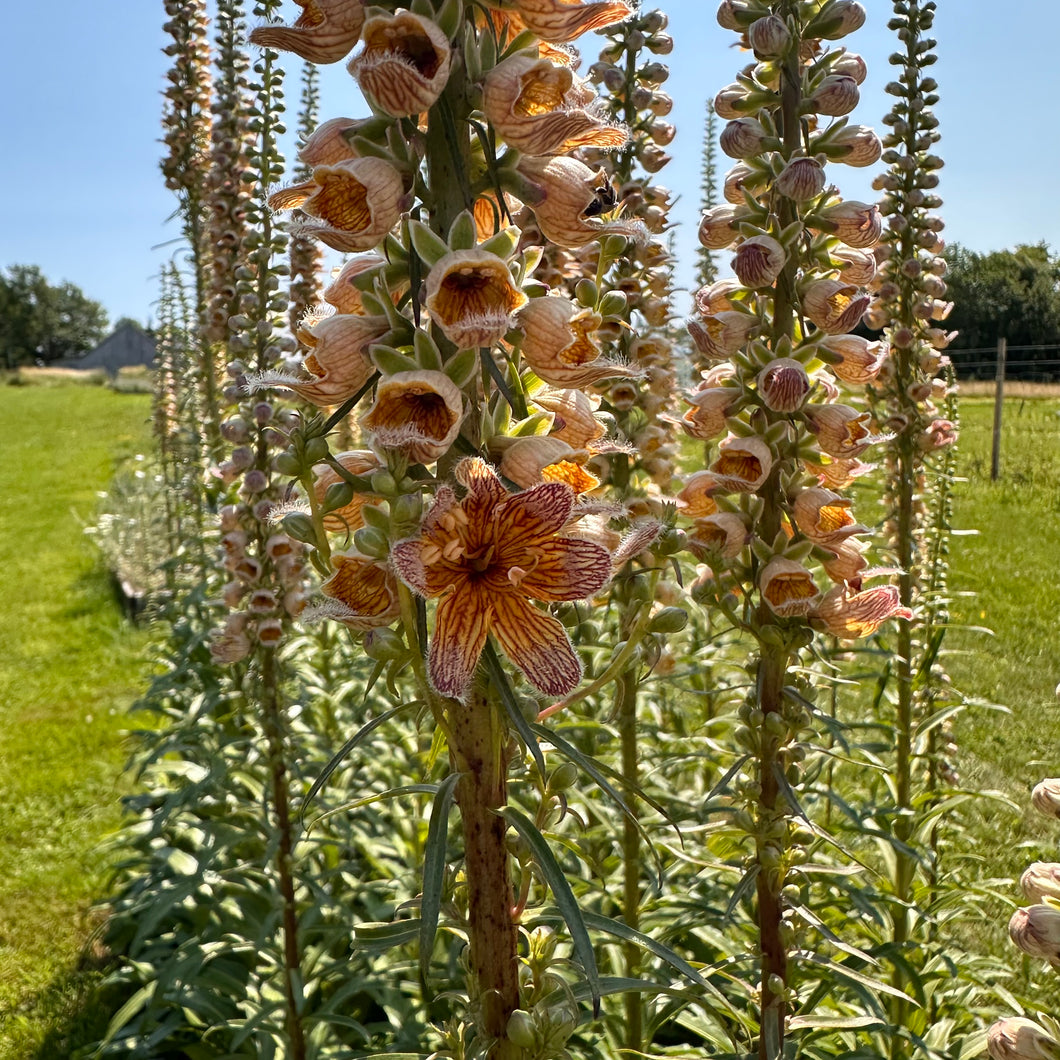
top-left (495, 480), bottom-right (575, 552)
top-left (432, 264), bottom-right (523, 327)
top-left (559, 311), bottom-right (604, 365)
top-left (714, 451), bottom-right (762, 483)
top-left (817, 502), bottom-right (853, 535)
top-left (361, 17), bottom-right (443, 77)
top-left (510, 0), bottom-right (632, 41)
top-left (490, 592), bottom-right (582, 696)
top-left (310, 170), bottom-right (372, 231)
top-left (320, 552), bottom-right (398, 627)
top-left (541, 460), bottom-right (598, 494)
top-left (514, 65), bottom-right (573, 117)
top-left (268, 181), bottom-right (317, 212)
top-left (518, 537), bottom-right (611, 601)
top-left (429, 583), bottom-right (492, 698)
top-left (764, 570), bottom-right (819, 607)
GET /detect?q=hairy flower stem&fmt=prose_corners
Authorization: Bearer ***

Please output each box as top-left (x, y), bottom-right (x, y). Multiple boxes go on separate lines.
top-left (616, 667), bottom-right (643, 1053)
top-left (448, 687), bottom-right (522, 1059)
top-left (261, 648), bottom-right (308, 1060)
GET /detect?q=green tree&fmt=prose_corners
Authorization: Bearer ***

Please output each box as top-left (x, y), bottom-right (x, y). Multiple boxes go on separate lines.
top-left (0, 265), bottom-right (109, 369)
top-left (943, 243), bottom-right (1060, 377)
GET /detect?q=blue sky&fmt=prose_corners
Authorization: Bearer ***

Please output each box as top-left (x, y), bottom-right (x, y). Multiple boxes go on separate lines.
top-left (0, 1), bottom-right (1056, 327)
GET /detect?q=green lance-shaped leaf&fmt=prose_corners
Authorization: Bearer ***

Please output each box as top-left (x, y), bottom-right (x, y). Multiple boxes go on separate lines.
top-left (300, 700), bottom-right (419, 826)
top-left (529, 722), bottom-right (666, 887)
top-left (485, 641), bottom-right (546, 781)
top-left (499, 806), bottom-right (602, 1017)
top-left (420, 771), bottom-right (460, 989)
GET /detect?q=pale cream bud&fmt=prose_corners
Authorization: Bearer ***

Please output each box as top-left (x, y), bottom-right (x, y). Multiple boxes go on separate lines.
top-left (747, 15), bottom-right (790, 59)
top-left (732, 235), bottom-right (786, 288)
top-left (775, 157), bottom-right (826, 201)
top-left (811, 75), bottom-right (859, 117)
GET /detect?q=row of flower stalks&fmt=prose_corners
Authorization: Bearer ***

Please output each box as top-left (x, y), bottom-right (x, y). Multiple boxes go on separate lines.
top-left (233, 0), bottom-right (682, 1054)
top-left (987, 780), bottom-right (1060, 1060)
top-left (691, 1), bottom-right (910, 1056)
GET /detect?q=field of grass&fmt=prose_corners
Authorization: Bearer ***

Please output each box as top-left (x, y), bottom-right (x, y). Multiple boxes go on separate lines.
top-left (946, 394), bottom-right (1060, 892)
top-left (0, 386), bottom-right (152, 1058)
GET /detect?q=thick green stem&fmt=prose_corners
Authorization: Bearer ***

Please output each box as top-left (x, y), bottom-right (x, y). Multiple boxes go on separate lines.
top-left (755, 641), bottom-right (791, 1060)
top-left (616, 668), bottom-right (643, 1053)
top-left (448, 687), bottom-right (522, 1060)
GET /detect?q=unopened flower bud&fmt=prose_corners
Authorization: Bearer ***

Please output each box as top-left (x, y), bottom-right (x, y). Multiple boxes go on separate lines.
top-left (748, 15), bottom-right (791, 58)
top-left (1033, 779), bottom-right (1060, 819)
top-left (698, 204), bottom-right (744, 250)
top-left (720, 117), bottom-right (769, 159)
top-left (811, 75), bottom-right (859, 116)
top-left (758, 358), bottom-right (810, 412)
top-left (775, 157), bottom-right (826, 201)
top-left (1009, 903), bottom-right (1060, 965)
top-left (732, 235), bottom-right (786, 288)
top-left (987, 1017), bottom-right (1060, 1060)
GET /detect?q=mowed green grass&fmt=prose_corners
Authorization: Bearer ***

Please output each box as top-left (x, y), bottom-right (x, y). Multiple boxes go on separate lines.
top-left (0, 385), bottom-right (152, 1058)
top-left (946, 396), bottom-right (1060, 891)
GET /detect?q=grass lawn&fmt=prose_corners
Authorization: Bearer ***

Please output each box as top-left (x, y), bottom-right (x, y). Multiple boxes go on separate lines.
top-left (945, 394), bottom-right (1060, 972)
top-left (0, 385), bottom-right (152, 1059)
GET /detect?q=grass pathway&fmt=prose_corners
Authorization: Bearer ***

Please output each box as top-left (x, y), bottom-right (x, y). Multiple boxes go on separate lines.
top-left (0, 385), bottom-right (152, 1058)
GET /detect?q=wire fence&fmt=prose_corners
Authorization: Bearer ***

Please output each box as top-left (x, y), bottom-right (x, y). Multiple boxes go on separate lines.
top-left (948, 344), bottom-right (1060, 381)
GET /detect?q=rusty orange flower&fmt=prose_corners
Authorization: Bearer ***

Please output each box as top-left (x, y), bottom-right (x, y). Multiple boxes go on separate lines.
top-left (321, 549), bottom-right (401, 629)
top-left (483, 0), bottom-right (631, 42)
top-left (391, 458), bottom-right (611, 698)
top-left (249, 0), bottom-right (366, 64)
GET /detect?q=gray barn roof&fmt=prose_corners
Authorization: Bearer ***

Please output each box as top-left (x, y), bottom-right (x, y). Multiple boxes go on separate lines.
top-left (60, 323), bottom-right (157, 375)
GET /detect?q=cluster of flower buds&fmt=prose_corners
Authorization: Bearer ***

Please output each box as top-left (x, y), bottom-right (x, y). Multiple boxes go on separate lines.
top-left (160, 0), bottom-right (211, 203)
top-left (868, 0), bottom-right (954, 457)
top-left (687, 0), bottom-right (907, 641)
top-left (577, 7), bottom-right (680, 492)
top-left (288, 62), bottom-right (323, 333)
top-left (210, 6), bottom-right (308, 663)
top-left (987, 782), bottom-right (1060, 1059)
top-left (204, 0), bottom-right (255, 348)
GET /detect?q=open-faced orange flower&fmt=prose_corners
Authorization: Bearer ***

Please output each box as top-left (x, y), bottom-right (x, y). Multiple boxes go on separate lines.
top-left (483, 55), bottom-right (626, 156)
top-left (517, 156), bottom-right (643, 248)
top-left (313, 450), bottom-right (382, 534)
top-left (322, 253), bottom-right (387, 314)
top-left (818, 333), bottom-right (886, 384)
top-left (347, 11), bottom-right (451, 118)
top-left (804, 403), bottom-right (882, 459)
top-left (681, 386), bottom-right (738, 440)
top-left (811, 583), bottom-right (912, 639)
top-left (391, 458), bottom-right (611, 698)
top-left (676, 471), bottom-right (720, 519)
top-left (688, 512), bottom-right (748, 561)
top-left (483, 0), bottom-right (631, 42)
top-left (361, 370), bottom-right (463, 464)
top-left (710, 435), bottom-right (773, 493)
top-left (425, 249), bottom-right (529, 350)
top-left (792, 487), bottom-right (866, 546)
top-left (249, 0), bottom-right (366, 64)
top-left (532, 388), bottom-right (606, 448)
top-left (320, 549), bottom-right (402, 629)
top-left (498, 436), bottom-right (597, 492)
top-left (297, 116), bottom-right (363, 166)
top-left (268, 156), bottom-right (404, 252)
top-left (759, 556), bottom-right (821, 617)
top-left (267, 313), bottom-right (388, 406)
top-left (803, 279), bottom-right (871, 336)
top-left (517, 296), bottom-right (636, 387)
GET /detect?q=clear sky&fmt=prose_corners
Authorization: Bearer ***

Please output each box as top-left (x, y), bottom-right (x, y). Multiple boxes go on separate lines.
top-left (0, 1), bottom-right (1056, 328)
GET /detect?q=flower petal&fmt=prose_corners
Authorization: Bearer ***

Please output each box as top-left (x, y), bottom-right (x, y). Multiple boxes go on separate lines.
top-left (495, 481), bottom-right (575, 551)
top-left (430, 584), bottom-right (492, 699)
top-left (491, 593), bottom-right (582, 696)
top-left (518, 538), bottom-right (611, 601)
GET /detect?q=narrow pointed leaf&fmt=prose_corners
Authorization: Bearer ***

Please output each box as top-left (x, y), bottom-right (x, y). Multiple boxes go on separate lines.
top-left (499, 807), bottom-right (601, 1016)
top-left (420, 771), bottom-right (460, 989)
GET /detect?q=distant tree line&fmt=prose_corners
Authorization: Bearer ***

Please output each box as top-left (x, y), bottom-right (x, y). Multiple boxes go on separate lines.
top-left (0, 265), bottom-right (109, 370)
top-left (942, 242), bottom-right (1060, 380)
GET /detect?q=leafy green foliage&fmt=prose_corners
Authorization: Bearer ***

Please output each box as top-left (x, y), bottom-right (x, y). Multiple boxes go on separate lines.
top-left (0, 264), bottom-right (109, 369)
